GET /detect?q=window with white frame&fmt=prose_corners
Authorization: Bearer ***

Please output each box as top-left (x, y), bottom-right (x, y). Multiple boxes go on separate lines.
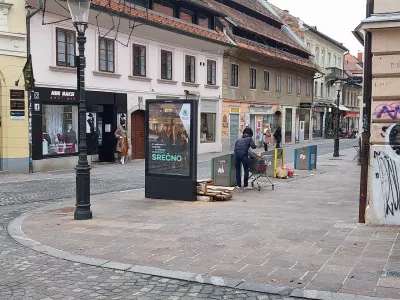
top-left (287, 76), bottom-right (292, 94)
top-left (231, 64), bottom-right (239, 87)
top-left (315, 47), bottom-right (320, 64)
top-left (185, 55), bottom-right (196, 83)
top-left (161, 50), bottom-right (173, 80)
top-left (338, 57), bottom-right (342, 68)
top-left (200, 113), bottom-right (216, 143)
top-left (250, 67), bottom-right (257, 89)
top-left (56, 28), bottom-right (75, 67)
top-left (276, 74), bottom-right (281, 93)
top-left (264, 71), bottom-right (270, 91)
top-left (328, 52), bottom-right (331, 66)
top-left (132, 44), bottom-right (146, 76)
top-left (333, 55), bottom-right (337, 68)
top-left (321, 50), bottom-right (325, 67)
top-left (99, 37), bottom-right (115, 73)
top-left (297, 78), bottom-right (301, 95)
top-left (207, 60), bottom-right (216, 85)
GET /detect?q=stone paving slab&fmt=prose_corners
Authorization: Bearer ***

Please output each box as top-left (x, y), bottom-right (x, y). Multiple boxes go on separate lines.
top-left (14, 149), bottom-right (400, 299)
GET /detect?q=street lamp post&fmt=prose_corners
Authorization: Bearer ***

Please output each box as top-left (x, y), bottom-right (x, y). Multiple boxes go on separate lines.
top-left (333, 81), bottom-right (343, 158)
top-left (66, 0), bottom-right (92, 220)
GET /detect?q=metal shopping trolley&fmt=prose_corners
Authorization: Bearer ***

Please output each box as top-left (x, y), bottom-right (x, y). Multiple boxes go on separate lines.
top-left (248, 155), bottom-right (275, 191)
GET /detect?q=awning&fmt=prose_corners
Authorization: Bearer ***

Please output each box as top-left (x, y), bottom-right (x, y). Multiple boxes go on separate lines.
top-left (332, 103), bottom-right (350, 111)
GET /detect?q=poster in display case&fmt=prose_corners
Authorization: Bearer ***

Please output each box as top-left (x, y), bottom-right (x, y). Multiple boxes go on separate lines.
top-left (145, 99), bottom-right (198, 201)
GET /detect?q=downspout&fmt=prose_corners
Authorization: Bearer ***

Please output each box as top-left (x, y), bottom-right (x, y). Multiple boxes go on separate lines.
top-left (26, 0), bottom-right (44, 173)
top-left (359, 0), bottom-right (374, 224)
top-left (223, 28), bottom-right (236, 46)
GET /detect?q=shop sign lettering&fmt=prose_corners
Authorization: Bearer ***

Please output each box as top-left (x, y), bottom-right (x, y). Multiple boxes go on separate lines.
top-left (152, 153), bottom-right (183, 162)
top-left (50, 90), bottom-right (75, 97)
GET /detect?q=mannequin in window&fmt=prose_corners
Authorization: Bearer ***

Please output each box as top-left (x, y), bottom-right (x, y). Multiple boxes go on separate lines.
top-left (64, 124), bottom-right (77, 153)
top-left (115, 115), bottom-right (129, 164)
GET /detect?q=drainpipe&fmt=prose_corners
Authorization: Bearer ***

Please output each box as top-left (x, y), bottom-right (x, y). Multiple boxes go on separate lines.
top-left (359, 0), bottom-right (374, 224)
top-left (26, 0), bottom-right (43, 173)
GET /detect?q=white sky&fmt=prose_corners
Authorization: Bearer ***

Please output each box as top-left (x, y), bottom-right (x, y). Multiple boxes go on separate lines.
top-left (268, 0), bottom-right (365, 55)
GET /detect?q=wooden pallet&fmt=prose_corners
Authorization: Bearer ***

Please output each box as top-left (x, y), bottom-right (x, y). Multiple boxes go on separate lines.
top-left (196, 180), bottom-right (235, 202)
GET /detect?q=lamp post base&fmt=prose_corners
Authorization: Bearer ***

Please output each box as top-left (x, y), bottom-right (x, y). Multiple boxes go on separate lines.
top-left (75, 164), bottom-right (92, 220)
top-left (333, 138), bottom-right (339, 157)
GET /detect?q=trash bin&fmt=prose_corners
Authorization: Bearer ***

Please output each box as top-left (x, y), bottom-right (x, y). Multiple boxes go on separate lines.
top-left (211, 154), bottom-right (236, 187)
top-left (257, 148), bottom-right (284, 178)
top-left (294, 145), bottom-right (317, 170)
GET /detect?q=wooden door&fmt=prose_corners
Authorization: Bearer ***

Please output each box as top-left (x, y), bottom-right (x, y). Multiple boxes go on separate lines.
top-left (131, 110), bottom-right (145, 159)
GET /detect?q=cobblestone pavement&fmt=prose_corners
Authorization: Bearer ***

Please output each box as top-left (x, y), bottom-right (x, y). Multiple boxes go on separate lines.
top-left (0, 202), bottom-right (301, 300)
top-left (0, 139), bottom-right (356, 206)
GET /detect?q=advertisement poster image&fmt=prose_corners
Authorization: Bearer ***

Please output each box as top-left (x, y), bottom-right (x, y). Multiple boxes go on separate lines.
top-left (148, 103), bottom-right (191, 176)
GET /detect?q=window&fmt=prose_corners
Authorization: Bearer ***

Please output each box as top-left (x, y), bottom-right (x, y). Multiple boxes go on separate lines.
top-left (207, 60), bottom-right (216, 85)
top-left (333, 55), bottom-right (337, 68)
top-left (185, 55), bottom-right (196, 82)
top-left (327, 85), bottom-right (330, 98)
top-left (307, 42), bottom-right (310, 49)
top-left (133, 44), bottom-right (146, 76)
top-left (161, 50), bottom-right (172, 80)
top-left (297, 78), bottom-right (301, 95)
top-left (315, 47), bottom-right (319, 64)
top-left (328, 53), bottom-right (331, 66)
top-left (314, 82), bottom-right (318, 97)
top-left (276, 74), bottom-right (281, 92)
top-left (338, 58), bottom-right (342, 68)
top-left (264, 71), bottom-right (270, 91)
top-left (153, 0), bottom-right (174, 17)
top-left (250, 67), bottom-right (257, 89)
top-left (180, 9), bottom-right (194, 23)
top-left (231, 64), bottom-right (238, 87)
top-left (287, 76), bottom-right (292, 94)
top-left (320, 83), bottom-right (324, 97)
top-left (306, 80), bottom-right (311, 97)
top-left (56, 28), bottom-right (75, 67)
top-left (200, 113), bottom-right (216, 143)
top-left (347, 91), bottom-right (350, 106)
top-left (198, 15), bottom-right (209, 28)
top-left (321, 50), bottom-right (325, 67)
top-left (42, 105), bottom-right (79, 156)
top-left (99, 38), bottom-right (115, 72)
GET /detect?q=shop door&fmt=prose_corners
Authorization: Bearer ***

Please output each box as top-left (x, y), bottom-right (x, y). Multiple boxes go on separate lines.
top-left (98, 105), bottom-right (115, 162)
top-left (131, 110), bottom-right (145, 159)
top-left (229, 114), bottom-right (240, 149)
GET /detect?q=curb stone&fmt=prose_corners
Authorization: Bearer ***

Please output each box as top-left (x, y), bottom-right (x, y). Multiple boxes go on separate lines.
top-left (7, 199), bottom-right (397, 300)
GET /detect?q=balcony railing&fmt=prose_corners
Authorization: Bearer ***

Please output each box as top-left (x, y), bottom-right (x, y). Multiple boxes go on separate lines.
top-left (325, 67), bottom-right (343, 83)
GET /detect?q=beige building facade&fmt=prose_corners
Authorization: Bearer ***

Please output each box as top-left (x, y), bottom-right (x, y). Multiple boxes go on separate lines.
top-left (357, 0), bottom-right (400, 225)
top-left (0, 0), bottom-right (28, 173)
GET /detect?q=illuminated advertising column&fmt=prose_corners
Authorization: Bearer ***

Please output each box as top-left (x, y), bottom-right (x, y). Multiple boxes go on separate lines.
top-left (145, 99), bottom-right (198, 201)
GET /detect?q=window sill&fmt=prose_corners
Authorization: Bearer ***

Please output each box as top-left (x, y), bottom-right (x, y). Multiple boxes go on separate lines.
top-left (204, 84), bottom-right (220, 89)
top-left (157, 79), bottom-right (178, 85)
top-left (128, 75), bottom-right (152, 82)
top-left (263, 90), bottom-right (270, 93)
top-left (49, 65), bottom-right (76, 73)
top-left (93, 71), bottom-right (122, 78)
top-left (182, 82), bottom-right (200, 88)
top-left (230, 86), bottom-right (239, 89)
top-left (249, 89), bottom-right (257, 92)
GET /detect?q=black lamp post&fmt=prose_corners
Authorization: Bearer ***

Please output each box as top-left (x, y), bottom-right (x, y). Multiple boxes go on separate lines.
top-left (66, 0), bottom-right (92, 220)
top-left (333, 81), bottom-right (343, 158)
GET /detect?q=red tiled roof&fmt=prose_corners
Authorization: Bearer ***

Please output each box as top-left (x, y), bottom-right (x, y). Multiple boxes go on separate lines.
top-left (233, 35), bottom-right (320, 72)
top-left (203, 0), bottom-right (307, 53)
top-left (344, 53), bottom-right (363, 78)
top-left (91, 0), bottom-right (231, 45)
top-left (228, 0), bottom-right (282, 24)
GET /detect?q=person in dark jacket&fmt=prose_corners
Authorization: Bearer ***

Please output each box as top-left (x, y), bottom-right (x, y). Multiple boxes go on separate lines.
top-left (243, 124), bottom-right (253, 137)
top-left (234, 131), bottom-right (257, 188)
top-left (273, 111), bottom-right (282, 148)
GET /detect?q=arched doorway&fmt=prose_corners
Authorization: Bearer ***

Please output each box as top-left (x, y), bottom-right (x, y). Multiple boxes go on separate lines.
top-left (131, 110), bottom-right (145, 159)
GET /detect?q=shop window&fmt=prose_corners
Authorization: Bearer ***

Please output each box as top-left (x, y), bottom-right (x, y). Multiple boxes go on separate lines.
top-left (42, 105), bottom-right (79, 156)
top-left (285, 108), bottom-right (292, 143)
top-left (56, 28), bottom-right (75, 67)
top-left (276, 74), bottom-right (281, 93)
top-left (185, 55), bottom-right (196, 83)
top-left (287, 76), bottom-right (292, 94)
top-left (231, 64), bottom-right (239, 87)
top-left (297, 78), bottom-right (301, 95)
top-left (264, 71), bottom-right (270, 91)
top-left (200, 113), bottom-right (216, 143)
top-left (133, 44), bottom-right (146, 76)
top-left (207, 60), bottom-right (216, 85)
top-left (250, 67), bottom-right (256, 89)
top-left (99, 37), bottom-right (115, 73)
top-left (161, 50), bottom-right (173, 80)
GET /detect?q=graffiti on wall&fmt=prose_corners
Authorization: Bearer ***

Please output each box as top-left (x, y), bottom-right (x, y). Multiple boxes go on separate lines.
top-left (372, 123), bottom-right (400, 224)
top-left (371, 123), bottom-right (395, 144)
top-left (372, 102), bottom-right (400, 121)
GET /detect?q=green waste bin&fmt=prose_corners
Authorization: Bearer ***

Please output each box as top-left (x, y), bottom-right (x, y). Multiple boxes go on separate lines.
top-left (211, 154), bottom-right (236, 187)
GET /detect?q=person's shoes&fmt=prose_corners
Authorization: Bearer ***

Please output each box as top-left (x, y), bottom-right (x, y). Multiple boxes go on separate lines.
top-left (243, 185), bottom-right (252, 190)
top-left (236, 186), bottom-right (242, 189)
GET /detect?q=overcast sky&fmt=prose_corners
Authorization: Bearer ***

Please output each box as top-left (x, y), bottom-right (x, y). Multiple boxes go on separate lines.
top-left (268, 0), bottom-right (366, 55)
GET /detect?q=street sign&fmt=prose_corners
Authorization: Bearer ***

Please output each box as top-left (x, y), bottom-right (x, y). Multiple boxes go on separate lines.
top-left (299, 103), bottom-right (312, 109)
top-left (10, 89), bottom-right (25, 99)
top-left (345, 76), bottom-right (363, 84)
top-left (10, 100), bottom-right (25, 110)
top-left (23, 55), bottom-right (35, 91)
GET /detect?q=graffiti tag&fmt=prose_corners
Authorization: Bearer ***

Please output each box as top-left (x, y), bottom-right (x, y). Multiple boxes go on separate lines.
top-left (373, 103), bottom-right (400, 120)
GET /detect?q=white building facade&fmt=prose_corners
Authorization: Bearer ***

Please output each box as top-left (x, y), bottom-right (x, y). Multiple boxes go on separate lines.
top-left (28, 2), bottom-right (229, 171)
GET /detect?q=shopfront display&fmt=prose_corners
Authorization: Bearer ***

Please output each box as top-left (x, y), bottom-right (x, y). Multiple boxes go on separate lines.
top-left (296, 109), bottom-right (311, 141)
top-left (200, 100), bottom-right (218, 144)
top-left (32, 87), bottom-right (127, 166)
top-left (145, 99), bottom-right (198, 201)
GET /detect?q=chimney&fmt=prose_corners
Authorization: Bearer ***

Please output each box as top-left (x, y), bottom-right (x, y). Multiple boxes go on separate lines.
top-left (357, 51), bottom-right (363, 62)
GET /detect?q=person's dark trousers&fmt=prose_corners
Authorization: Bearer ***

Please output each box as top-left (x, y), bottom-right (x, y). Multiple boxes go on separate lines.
top-left (276, 140), bottom-right (281, 148)
top-left (234, 151), bottom-right (250, 187)
top-left (264, 143), bottom-right (268, 151)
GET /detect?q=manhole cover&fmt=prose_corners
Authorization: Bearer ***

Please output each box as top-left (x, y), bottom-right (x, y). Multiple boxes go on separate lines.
top-left (329, 158), bottom-right (343, 161)
top-left (48, 207), bottom-right (75, 214)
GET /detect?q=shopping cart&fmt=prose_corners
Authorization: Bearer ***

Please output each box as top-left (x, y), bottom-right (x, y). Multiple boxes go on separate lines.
top-left (248, 155), bottom-right (275, 191)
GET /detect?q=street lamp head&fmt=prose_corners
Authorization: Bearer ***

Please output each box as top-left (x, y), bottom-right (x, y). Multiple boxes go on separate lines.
top-left (66, 0), bottom-right (91, 33)
top-left (335, 81), bottom-right (343, 92)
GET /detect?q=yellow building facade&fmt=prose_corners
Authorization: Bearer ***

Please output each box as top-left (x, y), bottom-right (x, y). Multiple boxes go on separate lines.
top-left (0, 0), bottom-right (28, 173)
